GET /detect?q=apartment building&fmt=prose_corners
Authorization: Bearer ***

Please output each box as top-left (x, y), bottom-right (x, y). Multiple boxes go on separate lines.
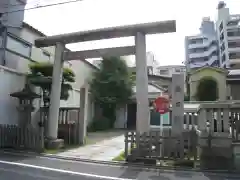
top-left (216, 1), bottom-right (240, 69)
top-left (185, 17), bottom-right (219, 71)
top-left (145, 51), bottom-right (160, 75)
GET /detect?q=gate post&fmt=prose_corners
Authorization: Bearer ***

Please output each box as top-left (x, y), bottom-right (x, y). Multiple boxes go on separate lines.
top-left (135, 31), bottom-right (149, 134)
top-left (45, 42), bottom-right (64, 149)
top-left (134, 31), bottom-right (149, 159)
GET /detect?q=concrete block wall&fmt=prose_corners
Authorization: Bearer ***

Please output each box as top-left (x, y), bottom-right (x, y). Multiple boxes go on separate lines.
top-left (0, 65), bottom-right (25, 124)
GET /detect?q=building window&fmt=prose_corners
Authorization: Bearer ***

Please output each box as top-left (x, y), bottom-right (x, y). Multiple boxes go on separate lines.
top-left (190, 48), bottom-right (204, 54)
top-left (6, 35), bottom-right (31, 58)
top-left (227, 31), bottom-right (234, 36)
top-left (159, 69), bottom-right (169, 75)
top-left (228, 41), bottom-right (240, 48)
top-left (175, 69), bottom-right (180, 72)
top-left (227, 20), bottom-right (239, 26)
top-left (181, 68), bottom-right (186, 72)
top-left (227, 30), bottom-right (240, 37)
top-left (189, 39), bottom-right (203, 44)
top-left (222, 53), bottom-right (226, 62)
top-left (229, 52), bottom-right (240, 59)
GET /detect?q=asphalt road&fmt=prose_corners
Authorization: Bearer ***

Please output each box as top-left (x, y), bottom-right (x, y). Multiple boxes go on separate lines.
top-left (0, 152), bottom-right (239, 180)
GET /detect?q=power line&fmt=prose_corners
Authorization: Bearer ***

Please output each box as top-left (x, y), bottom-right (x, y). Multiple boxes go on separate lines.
top-left (1, 0), bottom-right (83, 15)
top-left (0, 0), bottom-right (62, 8)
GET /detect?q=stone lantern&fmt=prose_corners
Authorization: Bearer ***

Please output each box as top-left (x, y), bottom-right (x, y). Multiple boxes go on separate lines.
top-left (10, 84), bottom-right (41, 127)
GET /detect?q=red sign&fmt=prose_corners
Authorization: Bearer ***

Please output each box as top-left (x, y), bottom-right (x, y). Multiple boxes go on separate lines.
top-left (154, 96), bottom-right (170, 114)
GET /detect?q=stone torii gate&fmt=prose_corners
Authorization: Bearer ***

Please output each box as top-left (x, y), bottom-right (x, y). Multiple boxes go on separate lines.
top-left (35, 21), bottom-right (176, 146)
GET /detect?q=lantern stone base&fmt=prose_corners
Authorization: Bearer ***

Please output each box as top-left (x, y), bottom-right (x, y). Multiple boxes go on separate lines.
top-left (45, 139), bottom-right (64, 150)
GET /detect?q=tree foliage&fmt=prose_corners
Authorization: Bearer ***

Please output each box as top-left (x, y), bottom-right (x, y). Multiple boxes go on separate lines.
top-left (27, 62), bottom-right (75, 106)
top-left (195, 77), bottom-right (218, 101)
top-left (90, 57), bottom-right (134, 129)
top-left (90, 57), bottom-right (134, 105)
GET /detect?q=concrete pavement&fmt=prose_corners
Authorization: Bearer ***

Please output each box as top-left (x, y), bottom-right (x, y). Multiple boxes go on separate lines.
top-left (56, 135), bottom-right (125, 160)
top-left (0, 152), bottom-right (239, 180)
top-left (0, 163), bottom-right (104, 180)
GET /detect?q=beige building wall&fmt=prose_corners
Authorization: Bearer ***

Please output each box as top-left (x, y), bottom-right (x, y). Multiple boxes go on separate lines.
top-left (189, 67), bottom-right (228, 101)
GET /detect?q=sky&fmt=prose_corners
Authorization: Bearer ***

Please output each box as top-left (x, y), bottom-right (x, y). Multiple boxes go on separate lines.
top-left (24, 0), bottom-right (240, 66)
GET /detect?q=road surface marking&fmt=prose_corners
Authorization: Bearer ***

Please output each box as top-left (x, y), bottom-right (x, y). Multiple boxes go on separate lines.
top-left (0, 167), bottom-right (58, 180)
top-left (0, 160), bottom-right (134, 180)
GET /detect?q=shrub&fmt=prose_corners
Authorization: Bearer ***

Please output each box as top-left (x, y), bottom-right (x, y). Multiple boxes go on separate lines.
top-left (87, 116), bottom-right (111, 132)
top-left (173, 160), bottom-right (194, 167)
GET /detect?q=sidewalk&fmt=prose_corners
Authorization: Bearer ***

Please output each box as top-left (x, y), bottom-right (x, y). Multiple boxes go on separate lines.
top-left (56, 135), bottom-right (125, 161)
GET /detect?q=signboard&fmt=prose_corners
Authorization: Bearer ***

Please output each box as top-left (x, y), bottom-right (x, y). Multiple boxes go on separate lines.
top-left (154, 96), bottom-right (170, 114)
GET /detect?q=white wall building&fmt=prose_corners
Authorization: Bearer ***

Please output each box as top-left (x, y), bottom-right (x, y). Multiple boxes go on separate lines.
top-left (216, 1), bottom-right (240, 69)
top-left (185, 17), bottom-right (219, 71)
top-left (92, 51), bottom-right (159, 75)
top-left (146, 51), bottom-right (160, 75)
top-left (0, 21), bottom-right (96, 125)
top-left (157, 65), bottom-right (186, 77)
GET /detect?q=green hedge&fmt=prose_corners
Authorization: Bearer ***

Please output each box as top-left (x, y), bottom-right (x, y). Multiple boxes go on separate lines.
top-left (87, 116), bottom-right (112, 132)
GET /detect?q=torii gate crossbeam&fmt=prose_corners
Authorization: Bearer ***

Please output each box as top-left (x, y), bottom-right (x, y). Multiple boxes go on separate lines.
top-left (35, 20), bottom-right (176, 147)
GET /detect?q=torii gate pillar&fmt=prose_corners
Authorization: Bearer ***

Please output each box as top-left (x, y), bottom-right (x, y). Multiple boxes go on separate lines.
top-left (135, 32), bottom-right (150, 133)
top-left (45, 42), bottom-right (65, 148)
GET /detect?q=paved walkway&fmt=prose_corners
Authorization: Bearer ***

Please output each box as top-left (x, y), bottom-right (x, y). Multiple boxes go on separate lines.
top-left (56, 134), bottom-right (125, 161)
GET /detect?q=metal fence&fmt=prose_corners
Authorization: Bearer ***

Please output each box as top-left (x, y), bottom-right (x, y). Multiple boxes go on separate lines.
top-left (0, 124), bottom-right (44, 152)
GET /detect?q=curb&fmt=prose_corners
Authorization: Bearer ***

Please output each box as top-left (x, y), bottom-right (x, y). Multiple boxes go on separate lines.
top-left (1, 149), bottom-right (240, 176)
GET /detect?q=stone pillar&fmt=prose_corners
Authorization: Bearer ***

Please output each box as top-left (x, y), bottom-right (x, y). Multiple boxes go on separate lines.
top-left (198, 108), bottom-right (207, 132)
top-left (171, 73), bottom-right (184, 157)
top-left (46, 42), bottom-right (64, 148)
top-left (171, 73), bottom-right (184, 134)
top-left (135, 32), bottom-right (149, 134)
top-left (79, 87), bottom-right (87, 144)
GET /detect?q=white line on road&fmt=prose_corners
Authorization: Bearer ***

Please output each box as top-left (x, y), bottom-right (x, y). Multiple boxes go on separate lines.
top-left (0, 160), bottom-right (134, 180)
top-left (0, 167), bottom-right (58, 180)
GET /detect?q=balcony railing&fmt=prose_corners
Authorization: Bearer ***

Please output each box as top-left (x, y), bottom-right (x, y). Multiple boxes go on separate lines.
top-left (188, 56), bottom-right (218, 69)
top-left (188, 39), bottom-right (217, 49)
top-left (189, 46), bottom-right (218, 59)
